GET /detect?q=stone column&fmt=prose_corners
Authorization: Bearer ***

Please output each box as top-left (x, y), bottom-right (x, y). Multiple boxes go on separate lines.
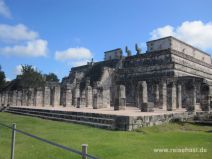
top-left (192, 83), bottom-right (197, 111)
top-left (159, 81), bottom-right (167, 110)
top-left (208, 86), bottom-right (212, 111)
top-left (2, 92), bottom-right (6, 106)
top-left (141, 81), bottom-right (148, 103)
top-left (1, 92), bottom-right (3, 106)
top-left (21, 90), bottom-right (27, 106)
top-left (85, 85), bottom-right (92, 107)
top-left (154, 83), bottom-right (159, 107)
top-left (43, 86), bottom-right (51, 107)
top-left (17, 91), bottom-right (22, 106)
top-left (7, 91), bottom-right (12, 106)
top-left (140, 81), bottom-right (153, 112)
top-left (79, 90), bottom-right (86, 108)
top-left (170, 82), bottom-right (177, 111)
top-left (92, 86), bottom-right (98, 109)
top-left (114, 84), bottom-right (126, 110)
top-left (5, 92), bottom-right (9, 106)
top-left (64, 84), bottom-right (72, 107)
top-left (12, 90), bottom-right (17, 106)
top-left (52, 85), bottom-right (61, 107)
top-left (28, 88), bottom-right (35, 106)
top-left (97, 89), bottom-right (103, 108)
top-left (1, 92), bottom-right (4, 106)
top-left (102, 89), bottom-right (110, 108)
top-left (35, 88), bottom-right (44, 107)
top-left (177, 83), bottom-right (182, 109)
top-left (74, 84), bottom-right (80, 107)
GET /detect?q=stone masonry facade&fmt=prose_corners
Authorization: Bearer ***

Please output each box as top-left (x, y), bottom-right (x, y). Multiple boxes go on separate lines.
top-left (1, 36), bottom-right (212, 113)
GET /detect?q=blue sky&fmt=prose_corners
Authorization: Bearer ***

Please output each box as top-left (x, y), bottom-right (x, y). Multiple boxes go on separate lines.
top-left (0, 0), bottom-right (212, 81)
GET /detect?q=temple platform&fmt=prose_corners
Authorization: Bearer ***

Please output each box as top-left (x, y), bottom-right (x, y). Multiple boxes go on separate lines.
top-left (4, 106), bottom-right (198, 130)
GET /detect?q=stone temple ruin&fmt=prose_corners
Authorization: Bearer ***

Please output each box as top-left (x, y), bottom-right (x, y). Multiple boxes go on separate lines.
top-left (0, 36), bottom-right (212, 130)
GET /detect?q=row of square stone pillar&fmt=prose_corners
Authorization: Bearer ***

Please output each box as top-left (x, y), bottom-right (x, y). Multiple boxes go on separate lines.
top-left (0, 86), bottom-right (60, 107)
top-left (0, 83), bottom-right (111, 109)
top-left (114, 80), bottom-right (204, 112)
top-left (66, 84), bottom-right (110, 109)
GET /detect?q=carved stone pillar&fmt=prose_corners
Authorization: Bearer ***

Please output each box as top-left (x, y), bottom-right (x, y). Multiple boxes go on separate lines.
top-left (114, 84), bottom-right (126, 110)
top-left (177, 83), bottom-right (182, 109)
top-left (79, 90), bottom-right (86, 108)
top-left (43, 86), bottom-right (51, 107)
top-left (208, 86), bottom-right (212, 111)
top-left (5, 92), bottom-right (9, 106)
top-left (28, 88), bottom-right (34, 106)
top-left (1, 92), bottom-right (4, 106)
top-left (64, 84), bottom-right (72, 107)
top-left (170, 82), bottom-right (177, 111)
top-left (192, 83), bottom-right (197, 111)
top-left (22, 90), bottom-right (27, 106)
top-left (52, 85), bottom-right (61, 107)
top-left (35, 88), bottom-right (43, 107)
top-left (12, 90), bottom-right (17, 106)
top-left (159, 81), bottom-right (167, 110)
top-left (140, 81), bottom-right (153, 112)
top-left (92, 86), bottom-right (98, 109)
top-left (154, 83), bottom-right (159, 107)
top-left (102, 89), bottom-right (110, 108)
top-left (141, 81), bottom-right (148, 103)
top-left (85, 85), bottom-right (92, 107)
top-left (17, 91), bottom-right (22, 106)
top-left (74, 84), bottom-right (80, 107)
top-left (7, 92), bottom-right (11, 106)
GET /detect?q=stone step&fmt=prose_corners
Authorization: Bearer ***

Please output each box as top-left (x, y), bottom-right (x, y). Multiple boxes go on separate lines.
top-left (5, 108), bottom-right (115, 129)
top-left (6, 110), bottom-right (113, 129)
top-left (0, 106), bottom-right (8, 112)
top-left (9, 107), bottom-right (115, 118)
top-left (7, 107), bottom-right (114, 125)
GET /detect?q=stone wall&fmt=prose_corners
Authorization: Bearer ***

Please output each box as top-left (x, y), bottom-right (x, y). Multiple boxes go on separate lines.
top-left (146, 36), bottom-right (211, 64)
top-left (1, 37), bottom-right (212, 112)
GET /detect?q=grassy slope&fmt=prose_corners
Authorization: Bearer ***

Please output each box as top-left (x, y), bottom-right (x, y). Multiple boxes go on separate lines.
top-left (0, 112), bottom-right (211, 159)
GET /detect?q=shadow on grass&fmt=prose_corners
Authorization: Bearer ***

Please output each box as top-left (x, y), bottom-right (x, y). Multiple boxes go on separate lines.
top-left (133, 121), bottom-right (212, 134)
top-left (206, 130), bottom-right (212, 133)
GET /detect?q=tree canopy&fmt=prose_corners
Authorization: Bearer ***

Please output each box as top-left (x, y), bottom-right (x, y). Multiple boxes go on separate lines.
top-left (0, 65), bottom-right (60, 91)
top-left (15, 65), bottom-right (45, 89)
top-left (44, 73), bottom-right (59, 82)
top-left (0, 65), bottom-right (6, 89)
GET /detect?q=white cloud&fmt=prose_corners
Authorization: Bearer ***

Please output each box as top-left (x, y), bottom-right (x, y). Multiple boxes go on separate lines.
top-left (0, 23), bottom-right (48, 57)
top-left (151, 25), bottom-right (174, 40)
top-left (0, 0), bottom-right (12, 18)
top-left (0, 24), bottom-right (38, 42)
top-left (150, 21), bottom-right (212, 50)
top-left (0, 39), bottom-right (48, 57)
top-left (55, 47), bottom-right (93, 67)
top-left (72, 61), bottom-right (88, 67)
top-left (14, 65), bottom-right (22, 75)
top-left (55, 47), bottom-right (92, 61)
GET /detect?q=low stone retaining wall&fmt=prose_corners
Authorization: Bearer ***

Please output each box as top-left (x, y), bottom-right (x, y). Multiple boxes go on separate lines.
top-left (2, 106), bottom-right (203, 131)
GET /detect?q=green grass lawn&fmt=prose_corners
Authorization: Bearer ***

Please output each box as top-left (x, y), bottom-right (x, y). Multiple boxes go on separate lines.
top-left (0, 112), bottom-right (211, 159)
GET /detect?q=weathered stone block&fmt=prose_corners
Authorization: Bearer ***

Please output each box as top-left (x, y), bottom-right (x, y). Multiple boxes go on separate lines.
top-left (141, 102), bottom-right (154, 112)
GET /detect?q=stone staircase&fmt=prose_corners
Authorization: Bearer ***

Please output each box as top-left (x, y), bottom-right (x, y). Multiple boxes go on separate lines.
top-left (4, 107), bottom-right (116, 130)
top-left (0, 106), bottom-right (8, 112)
top-left (192, 111), bottom-right (212, 125)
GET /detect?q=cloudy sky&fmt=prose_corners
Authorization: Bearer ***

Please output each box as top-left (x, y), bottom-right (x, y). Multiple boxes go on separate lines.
top-left (0, 0), bottom-right (212, 81)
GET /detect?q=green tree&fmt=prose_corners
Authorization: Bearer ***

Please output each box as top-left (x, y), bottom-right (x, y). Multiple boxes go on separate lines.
top-left (16, 65), bottom-right (45, 89)
top-left (44, 73), bottom-right (59, 82)
top-left (0, 65), bottom-right (6, 89)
